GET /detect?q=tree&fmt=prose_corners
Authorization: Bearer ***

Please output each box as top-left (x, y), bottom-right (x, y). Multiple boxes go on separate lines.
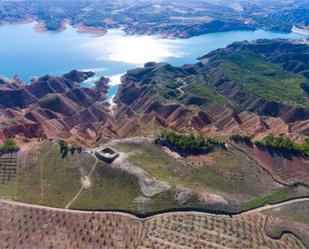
top-left (255, 135), bottom-right (309, 158)
top-left (157, 130), bottom-right (220, 152)
top-left (0, 139), bottom-right (19, 153)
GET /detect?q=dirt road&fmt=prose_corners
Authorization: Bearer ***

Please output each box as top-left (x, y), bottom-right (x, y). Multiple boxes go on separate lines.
top-left (1, 196), bottom-right (309, 219)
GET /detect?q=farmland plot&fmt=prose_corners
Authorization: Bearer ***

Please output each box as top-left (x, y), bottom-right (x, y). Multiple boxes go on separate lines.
top-left (0, 153), bottom-right (18, 185)
top-left (138, 213), bottom-right (306, 249)
top-left (0, 202), bottom-right (142, 249)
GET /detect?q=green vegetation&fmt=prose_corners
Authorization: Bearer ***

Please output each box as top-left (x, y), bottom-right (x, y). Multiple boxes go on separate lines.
top-left (1, 138), bottom-right (304, 213)
top-left (145, 188), bottom-right (203, 212)
top-left (217, 51), bottom-right (309, 107)
top-left (241, 188), bottom-right (293, 210)
top-left (71, 161), bottom-right (142, 210)
top-left (265, 201), bottom-right (309, 225)
top-left (0, 142), bottom-right (81, 207)
top-left (83, 12), bottom-right (104, 27)
top-left (158, 130), bottom-right (225, 153)
top-left (230, 134), bottom-right (309, 158)
top-left (58, 140), bottom-right (82, 158)
top-left (191, 82), bottom-right (227, 105)
top-left (255, 135), bottom-right (309, 157)
top-left (119, 141), bottom-right (279, 206)
top-left (0, 139), bottom-right (19, 153)
top-left (156, 78), bottom-right (181, 100)
top-left (158, 86), bottom-right (178, 100)
top-left (44, 19), bottom-right (62, 31)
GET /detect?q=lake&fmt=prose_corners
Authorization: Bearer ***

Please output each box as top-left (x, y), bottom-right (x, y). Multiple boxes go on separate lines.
top-left (0, 22), bottom-right (305, 100)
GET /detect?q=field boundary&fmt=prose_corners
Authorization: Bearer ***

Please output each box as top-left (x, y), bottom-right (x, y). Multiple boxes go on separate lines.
top-left (1, 196), bottom-right (309, 220)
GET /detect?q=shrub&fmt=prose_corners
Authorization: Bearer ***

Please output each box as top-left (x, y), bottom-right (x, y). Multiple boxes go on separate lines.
top-left (230, 134), bottom-right (251, 143)
top-left (255, 135), bottom-right (309, 157)
top-left (58, 140), bottom-right (82, 158)
top-left (0, 139), bottom-right (19, 153)
top-left (157, 131), bottom-right (224, 153)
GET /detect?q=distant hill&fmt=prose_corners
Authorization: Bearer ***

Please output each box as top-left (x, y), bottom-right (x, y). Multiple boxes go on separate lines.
top-left (0, 0), bottom-right (308, 37)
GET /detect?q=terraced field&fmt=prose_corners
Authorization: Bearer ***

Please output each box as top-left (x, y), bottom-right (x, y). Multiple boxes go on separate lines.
top-left (234, 142), bottom-right (309, 186)
top-left (0, 153), bottom-right (18, 185)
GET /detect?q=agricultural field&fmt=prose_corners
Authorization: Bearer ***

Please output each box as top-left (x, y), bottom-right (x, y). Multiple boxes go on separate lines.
top-left (0, 141), bottom-right (82, 207)
top-left (139, 213), bottom-right (306, 249)
top-left (0, 139), bottom-right (308, 248)
top-left (0, 200), bottom-right (307, 249)
top-left (0, 201), bottom-right (142, 249)
top-left (264, 201), bottom-right (309, 248)
top-left (0, 153), bottom-right (18, 185)
top-left (265, 201), bottom-right (309, 225)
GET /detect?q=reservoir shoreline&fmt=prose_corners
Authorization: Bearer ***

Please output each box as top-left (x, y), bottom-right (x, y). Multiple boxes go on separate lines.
top-left (0, 22), bottom-right (306, 100)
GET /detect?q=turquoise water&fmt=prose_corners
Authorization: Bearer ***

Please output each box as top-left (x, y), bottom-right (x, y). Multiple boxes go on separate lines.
top-left (0, 22), bottom-right (305, 99)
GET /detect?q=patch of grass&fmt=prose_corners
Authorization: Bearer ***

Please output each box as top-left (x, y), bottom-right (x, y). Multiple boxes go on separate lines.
top-left (0, 118), bottom-right (17, 128)
top-left (191, 82), bottom-right (227, 104)
top-left (148, 188), bottom-right (203, 212)
top-left (0, 142), bottom-right (82, 208)
top-left (127, 142), bottom-right (278, 201)
top-left (265, 201), bottom-right (309, 225)
top-left (0, 178), bottom-right (18, 199)
top-left (71, 161), bottom-right (142, 210)
top-left (157, 85), bottom-right (179, 100)
top-left (112, 143), bottom-right (143, 153)
top-left (241, 188), bottom-right (293, 210)
top-left (218, 51), bottom-right (309, 107)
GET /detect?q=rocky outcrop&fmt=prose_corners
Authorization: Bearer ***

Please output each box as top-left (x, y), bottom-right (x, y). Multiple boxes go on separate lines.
top-left (63, 70), bottom-right (95, 83)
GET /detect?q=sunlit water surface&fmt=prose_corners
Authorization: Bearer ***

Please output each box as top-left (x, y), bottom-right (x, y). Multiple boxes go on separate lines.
top-left (0, 22), bottom-right (305, 99)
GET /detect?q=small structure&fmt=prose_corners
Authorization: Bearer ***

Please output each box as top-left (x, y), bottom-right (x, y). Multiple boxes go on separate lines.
top-left (95, 147), bottom-right (119, 164)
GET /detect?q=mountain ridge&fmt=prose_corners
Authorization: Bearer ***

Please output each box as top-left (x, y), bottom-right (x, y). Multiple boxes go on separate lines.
top-left (0, 39), bottom-right (309, 146)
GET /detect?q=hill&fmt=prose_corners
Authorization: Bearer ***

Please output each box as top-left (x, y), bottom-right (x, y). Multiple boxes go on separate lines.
top-left (114, 39), bottom-right (309, 141)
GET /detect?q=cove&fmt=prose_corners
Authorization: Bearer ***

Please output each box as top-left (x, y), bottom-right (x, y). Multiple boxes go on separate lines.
top-left (0, 22), bottom-right (306, 100)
